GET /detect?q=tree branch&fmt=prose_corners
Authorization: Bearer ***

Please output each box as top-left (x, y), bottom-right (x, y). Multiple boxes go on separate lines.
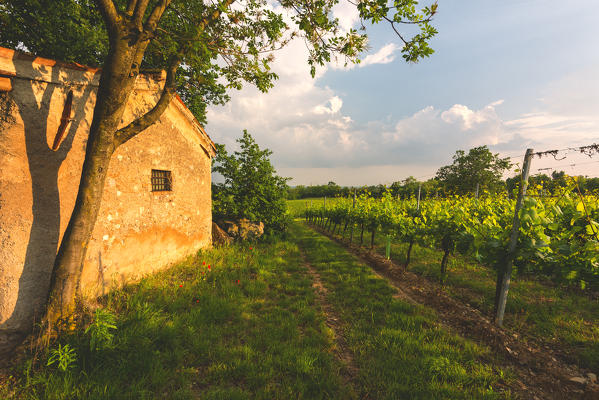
top-left (94, 0), bottom-right (119, 29)
top-left (132, 0), bottom-right (150, 29)
top-left (144, 0), bottom-right (172, 33)
top-left (113, 58), bottom-right (181, 147)
top-left (199, 0), bottom-right (236, 30)
top-left (126, 0), bottom-right (138, 16)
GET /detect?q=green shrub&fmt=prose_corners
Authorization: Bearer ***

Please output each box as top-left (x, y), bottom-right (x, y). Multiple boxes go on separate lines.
top-left (212, 130), bottom-right (290, 234)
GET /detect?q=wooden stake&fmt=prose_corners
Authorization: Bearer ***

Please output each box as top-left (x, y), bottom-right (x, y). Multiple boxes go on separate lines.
top-left (495, 148), bottom-right (534, 327)
top-left (417, 184), bottom-right (422, 210)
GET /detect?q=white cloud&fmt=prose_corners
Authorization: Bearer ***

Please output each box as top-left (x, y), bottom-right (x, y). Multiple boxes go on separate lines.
top-left (330, 43), bottom-right (400, 70)
top-left (205, 28), bottom-right (599, 185)
top-left (332, 1), bottom-right (360, 33)
top-left (360, 43), bottom-right (399, 67)
top-left (314, 96), bottom-right (343, 114)
top-left (440, 101), bottom-right (504, 134)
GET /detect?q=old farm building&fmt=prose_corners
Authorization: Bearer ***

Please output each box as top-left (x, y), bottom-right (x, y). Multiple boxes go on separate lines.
top-left (0, 47), bottom-right (215, 352)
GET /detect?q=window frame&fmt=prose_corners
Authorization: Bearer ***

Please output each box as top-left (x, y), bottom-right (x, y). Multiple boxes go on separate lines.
top-left (151, 169), bottom-right (173, 192)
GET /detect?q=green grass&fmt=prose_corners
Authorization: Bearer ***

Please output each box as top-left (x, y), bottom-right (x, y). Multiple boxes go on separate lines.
top-left (2, 223), bottom-right (514, 399)
top-left (289, 222), bottom-right (511, 399)
top-left (2, 241), bottom-right (351, 400)
top-left (286, 198), bottom-right (341, 218)
top-left (327, 221), bottom-right (599, 373)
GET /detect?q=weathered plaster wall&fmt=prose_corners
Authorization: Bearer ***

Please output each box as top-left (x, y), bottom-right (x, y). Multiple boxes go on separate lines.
top-left (81, 91), bottom-right (213, 297)
top-left (0, 48), bottom-right (214, 351)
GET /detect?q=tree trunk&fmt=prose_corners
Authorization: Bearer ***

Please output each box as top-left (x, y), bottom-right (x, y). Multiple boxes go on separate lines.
top-left (493, 264), bottom-right (505, 314)
top-left (343, 220), bottom-right (349, 236)
top-left (43, 41), bottom-right (138, 335)
top-left (404, 239), bottom-right (414, 269)
top-left (370, 229), bottom-right (375, 249)
top-left (440, 249), bottom-right (450, 285)
top-left (360, 223), bottom-right (364, 246)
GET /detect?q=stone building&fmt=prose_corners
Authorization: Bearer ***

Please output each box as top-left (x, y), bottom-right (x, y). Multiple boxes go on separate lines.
top-left (0, 47), bottom-right (215, 353)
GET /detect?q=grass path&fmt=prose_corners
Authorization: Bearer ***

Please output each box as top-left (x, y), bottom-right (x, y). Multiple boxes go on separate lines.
top-left (298, 252), bottom-right (359, 396)
top-left (289, 222), bottom-right (512, 399)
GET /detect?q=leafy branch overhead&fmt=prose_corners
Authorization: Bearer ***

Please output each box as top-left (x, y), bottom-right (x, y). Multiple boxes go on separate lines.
top-left (0, 0), bottom-right (438, 123)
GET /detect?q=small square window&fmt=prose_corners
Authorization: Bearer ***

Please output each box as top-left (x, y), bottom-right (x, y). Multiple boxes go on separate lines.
top-left (151, 169), bottom-right (172, 192)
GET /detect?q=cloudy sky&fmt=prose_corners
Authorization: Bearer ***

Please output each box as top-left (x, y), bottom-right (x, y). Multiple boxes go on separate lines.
top-left (206, 0), bottom-right (599, 186)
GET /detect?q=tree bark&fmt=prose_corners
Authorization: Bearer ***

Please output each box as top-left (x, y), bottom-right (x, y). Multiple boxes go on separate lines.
top-left (404, 239), bottom-right (414, 269)
top-left (493, 267), bottom-right (503, 314)
top-left (440, 249), bottom-right (450, 285)
top-left (39, 0), bottom-right (204, 340)
top-left (360, 223), bottom-right (364, 246)
top-left (43, 40), bottom-right (138, 333)
top-left (370, 229), bottom-right (375, 249)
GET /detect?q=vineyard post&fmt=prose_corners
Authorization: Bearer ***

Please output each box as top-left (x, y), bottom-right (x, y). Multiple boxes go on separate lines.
top-left (417, 183), bottom-right (422, 210)
top-left (495, 148), bottom-right (534, 327)
top-left (475, 183), bottom-right (479, 199)
top-left (324, 196), bottom-right (326, 210)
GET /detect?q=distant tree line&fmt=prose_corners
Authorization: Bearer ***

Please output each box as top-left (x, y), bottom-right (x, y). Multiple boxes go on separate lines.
top-left (287, 146), bottom-right (599, 199)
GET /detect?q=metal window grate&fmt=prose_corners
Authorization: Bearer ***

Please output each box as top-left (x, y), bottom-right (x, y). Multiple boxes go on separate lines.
top-left (151, 169), bottom-right (172, 192)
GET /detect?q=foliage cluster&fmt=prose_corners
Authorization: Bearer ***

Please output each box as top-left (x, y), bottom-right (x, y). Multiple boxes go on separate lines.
top-left (304, 184), bottom-right (599, 291)
top-left (436, 146), bottom-right (512, 194)
top-left (212, 130), bottom-right (290, 234)
top-left (0, 0), bottom-right (439, 125)
top-left (507, 170), bottom-right (599, 196)
top-left (344, 217), bottom-right (599, 372)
